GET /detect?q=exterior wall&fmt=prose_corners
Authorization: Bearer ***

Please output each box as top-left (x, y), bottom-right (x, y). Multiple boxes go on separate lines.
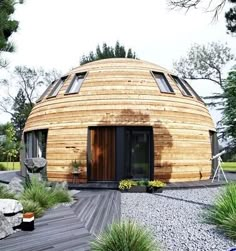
top-left (24, 59), bottom-right (215, 182)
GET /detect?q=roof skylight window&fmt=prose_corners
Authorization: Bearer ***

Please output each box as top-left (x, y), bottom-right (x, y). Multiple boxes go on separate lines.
top-left (152, 72), bottom-right (174, 93)
top-left (171, 75), bottom-right (192, 97)
top-left (47, 76), bottom-right (67, 98)
top-left (65, 72), bottom-right (86, 94)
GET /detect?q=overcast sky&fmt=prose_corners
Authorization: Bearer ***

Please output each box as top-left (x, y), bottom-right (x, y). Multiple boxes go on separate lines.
top-left (0, 0), bottom-right (235, 124)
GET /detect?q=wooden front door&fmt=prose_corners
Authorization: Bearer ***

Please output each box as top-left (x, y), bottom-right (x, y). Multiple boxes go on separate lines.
top-left (89, 127), bottom-right (116, 181)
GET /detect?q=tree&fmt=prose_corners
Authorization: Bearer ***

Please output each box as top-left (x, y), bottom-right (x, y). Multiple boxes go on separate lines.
top-left (11, 88), bottom-right (31, 141)
top-left (168, 0), bottom-right (236, 34)
top-left (0, 0), bottom-right (23, 68)
top-left (222, 69), bottom-right (236, 141)
top-left (80, 41), bottom-right (137, 65)
top-left (173, 42), bottom-right (234, 107)
top-left (1, 123), bottom-right (19, 165)
top-left (0, 66), bottom-right (60, 115)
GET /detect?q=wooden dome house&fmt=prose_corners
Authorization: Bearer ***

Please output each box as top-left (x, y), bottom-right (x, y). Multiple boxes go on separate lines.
top-left (22, 58), bottom-right (218, 184)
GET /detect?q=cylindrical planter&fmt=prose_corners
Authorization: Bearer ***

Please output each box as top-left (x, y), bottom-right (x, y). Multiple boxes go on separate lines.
top-left (120, 186), bottom-right (147, 193)
top-left (21, 212), bottom-right (34, 231)
top-left (146, 187), bottom-right (163, 193)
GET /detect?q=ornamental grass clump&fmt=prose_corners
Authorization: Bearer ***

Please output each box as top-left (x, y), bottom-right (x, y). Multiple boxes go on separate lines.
top-left (20, 200), bottom-right (44, 218)
top-left (91, 220), bottom-right (160, 251)
top-left (20, 177), bottom-right (71, 217)
top-left (0, 184), bottom-right (15, 199)
top-left (204, 183), bottom-right (236, 239)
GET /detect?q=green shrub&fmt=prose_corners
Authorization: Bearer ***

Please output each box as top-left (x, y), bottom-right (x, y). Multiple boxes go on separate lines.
top-left (20, 177), bottom-right (71, 211)
top-left (20, 199), bottom-right (44, 218)
top-left (148, 180), bottom-right (166, 188)
top-left (91, 220), bottom-right (159, 251)
top-left (137, 180), bottom-right (149, 186)
top-left (0, 185), bottom-right (15, 199)
top-left (204, 183), bottom-right (236, 239)
top-left (119, 180), bottom-right (137, 190)
top-left (51, 188), bottom-right (71, 204)
top-left (0, 163), bottom-right (7, 171)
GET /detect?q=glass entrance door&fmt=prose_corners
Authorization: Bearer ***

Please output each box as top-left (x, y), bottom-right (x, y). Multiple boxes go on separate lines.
top-left (125, 128), bottom-right (151, 179)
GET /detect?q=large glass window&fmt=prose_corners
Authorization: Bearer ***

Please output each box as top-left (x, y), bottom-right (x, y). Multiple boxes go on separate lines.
top-left (47, 76), bottom-right (67, 98)
top-left (24, 130), bottom-right (48, 158)
top-left (65, 72), bottom-right (86, 94)
top-left (152, 72), bottom-right (174, 93)
top-left (171, 75), bottom-right (192, 97)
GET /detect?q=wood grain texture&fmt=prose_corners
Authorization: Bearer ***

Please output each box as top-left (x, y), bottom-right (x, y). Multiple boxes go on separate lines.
top-left (24, 58), bottom-right (215, 182)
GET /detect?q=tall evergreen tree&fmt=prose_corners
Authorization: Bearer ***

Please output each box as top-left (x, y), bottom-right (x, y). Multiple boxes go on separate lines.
top-left (80, 41), bottom-right (137, 65)
top-left (0, 0), bottom-right (23, 67)
top-left (11, 88), bottom-right (31, 141)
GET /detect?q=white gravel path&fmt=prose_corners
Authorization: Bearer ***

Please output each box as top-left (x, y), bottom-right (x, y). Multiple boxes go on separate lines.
top-left (121, 187), bottom-right (236, 251)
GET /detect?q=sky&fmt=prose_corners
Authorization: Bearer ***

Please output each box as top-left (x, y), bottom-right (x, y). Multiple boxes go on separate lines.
top-left (0, 0), bottom-right (236, 125)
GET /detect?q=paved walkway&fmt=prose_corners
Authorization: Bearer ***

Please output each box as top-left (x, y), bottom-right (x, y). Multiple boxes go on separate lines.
top-left (0, 190), bottom-right (121, 251)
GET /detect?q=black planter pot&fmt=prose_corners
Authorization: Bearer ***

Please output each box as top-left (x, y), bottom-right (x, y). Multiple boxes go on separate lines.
top-left (120, 186), bottom-right (147, 193)
top-left (146, 186), bottom-right (163, 193)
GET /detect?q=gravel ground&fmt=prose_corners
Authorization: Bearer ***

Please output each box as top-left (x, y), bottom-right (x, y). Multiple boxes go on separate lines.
top-left (121, 187), bottom-right (236, 251)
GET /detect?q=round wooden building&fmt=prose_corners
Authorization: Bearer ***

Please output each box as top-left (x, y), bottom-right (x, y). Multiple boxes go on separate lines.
top-left (23, 58), bottom-right (217, 183)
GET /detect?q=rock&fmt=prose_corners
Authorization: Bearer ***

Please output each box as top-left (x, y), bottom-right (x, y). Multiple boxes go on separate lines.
top-left (27, 172), bottom-right (42, 182)
top-left (69, 189), bottom-right (80, 197)
top-left (8, 177), bottom-right (24, 195)
top-left (55, 181), bottom-right (68, 190)
top-left (24, 157), bottom-right (47, 173)
top-left (0, 199), bottom-right (23, 214)
top-left (5, 213), bottom-right (23, 228)
top-left (0, 212), bottom-right (14, 239)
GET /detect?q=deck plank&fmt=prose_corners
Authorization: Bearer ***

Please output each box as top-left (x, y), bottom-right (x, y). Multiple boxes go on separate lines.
top-left (0, 190), bottom-right (120, 251)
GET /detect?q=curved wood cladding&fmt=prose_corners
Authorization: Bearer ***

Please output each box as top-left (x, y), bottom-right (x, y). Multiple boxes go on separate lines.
top-left (24, 58), bottom-right (215, 182)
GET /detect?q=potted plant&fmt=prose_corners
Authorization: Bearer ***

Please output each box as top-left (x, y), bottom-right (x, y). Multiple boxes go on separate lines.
top-left (71, 160), bottom-right (81, 173)
top-left (147, 180), bottom-right (166, 193)
top-left (118, 179), bottom-right (137, 192)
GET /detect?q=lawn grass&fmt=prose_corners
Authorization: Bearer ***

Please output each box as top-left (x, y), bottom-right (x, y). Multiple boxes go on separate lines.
top-left (0, 162), bottom-right (20, 171)
top-left (222, 162), bottom-right (236, 172)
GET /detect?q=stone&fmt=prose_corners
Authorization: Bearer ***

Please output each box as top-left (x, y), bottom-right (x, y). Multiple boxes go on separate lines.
top-left (5, 213), bottom-right (23, 228)
top-left (0, 212), bottom-right (14, 239)
top-left (27, 172), bottom-right (42, 182)
top-left (8, 177), bottom-right (24, 195)
top-left (24, 158), bottom-right (47, 173)
top-left (55, 181), bottom-right (68, 190)
top-left (0, 199), bottom-right (23, 214)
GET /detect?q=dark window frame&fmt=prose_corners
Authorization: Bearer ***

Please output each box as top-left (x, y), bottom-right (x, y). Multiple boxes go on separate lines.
top-left (151, 71), bottom-right (175, 94)
top-left (47, 75), bottom-right (68, 98)
top-left (170, 75), bottom-right (193, 97)
top-left (65, 72), bottom-right (87, 95)
top-left (182, 79), bottom-right (204, 103)
top-left (36, 81), bottom-right (56, 103)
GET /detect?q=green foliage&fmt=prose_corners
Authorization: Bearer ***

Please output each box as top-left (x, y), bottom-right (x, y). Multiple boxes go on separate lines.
top-left (20, 199), bottom-right (44, 218)
top-left (0, 161), bottom-right (20, 170)
top-left (11, 88), bottom-right (32, 141)
top-left (71, 159), bottom-right (82, 170)
top-left (225, 4), bottom-right (236, 34)
top-left (91, 220), bottom-right (159, 251)
top-left (0, 163), bottom-right (7, 170)
top-left (204, 183), bottom-right (236, 239)
top-left (148, 180), bottom-right (166, 188)
top-left (0, 0), bottom-right (23, 67)
top-left (222, 70), bottom-right (236, 140)
top-left (80, 41), bottom-right (137, 65)
top-left (137, 180), bottom-right (149, 186)
top-left (0, 184), bottom-right (15, 199)
top-left (20, 177), bottom-right (71, 211)
top-left (223, 162), bottom-right (236, 171)
top-left (119, 179), bottom-right (137, 190)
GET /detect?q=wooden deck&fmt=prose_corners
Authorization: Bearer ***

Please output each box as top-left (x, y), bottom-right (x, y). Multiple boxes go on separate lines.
top-left (0, 190), bottom-right (121, 251)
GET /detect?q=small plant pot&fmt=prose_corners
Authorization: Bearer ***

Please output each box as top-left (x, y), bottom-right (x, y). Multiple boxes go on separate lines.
top-left (146, 187), bottom-right (163, 193)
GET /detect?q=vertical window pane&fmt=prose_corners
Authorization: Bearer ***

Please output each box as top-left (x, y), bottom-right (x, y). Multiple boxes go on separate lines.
top-left (172, 75), bottom-right (192, 96)
top-left (153, 72), bottom-right (174, 93)
top-left (182, 79), bottom-right (204, 102)
top-left (48, 76), bottom-right (67, 98)
top-left (66, 72), bottom-right (86, 94)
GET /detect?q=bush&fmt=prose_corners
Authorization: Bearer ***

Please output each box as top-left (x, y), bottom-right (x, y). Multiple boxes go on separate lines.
top-left (20, 199), bottom-right (44, 218)
top-left (91, 220), bottom-right (159, 251)
top-left (119, 180), bottom-right (137, 190)
top-left (204, 183), bottom-right (236, 239)
top-left (20, 177), bottom-right (71, 211)
top-left (0, 163), bottom-right (7, 171)
top-left (0, 185), bottom-right (15, 199)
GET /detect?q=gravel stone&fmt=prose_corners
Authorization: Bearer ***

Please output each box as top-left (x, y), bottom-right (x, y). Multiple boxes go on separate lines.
top-left (121, 187), bottom-right (236, 251)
